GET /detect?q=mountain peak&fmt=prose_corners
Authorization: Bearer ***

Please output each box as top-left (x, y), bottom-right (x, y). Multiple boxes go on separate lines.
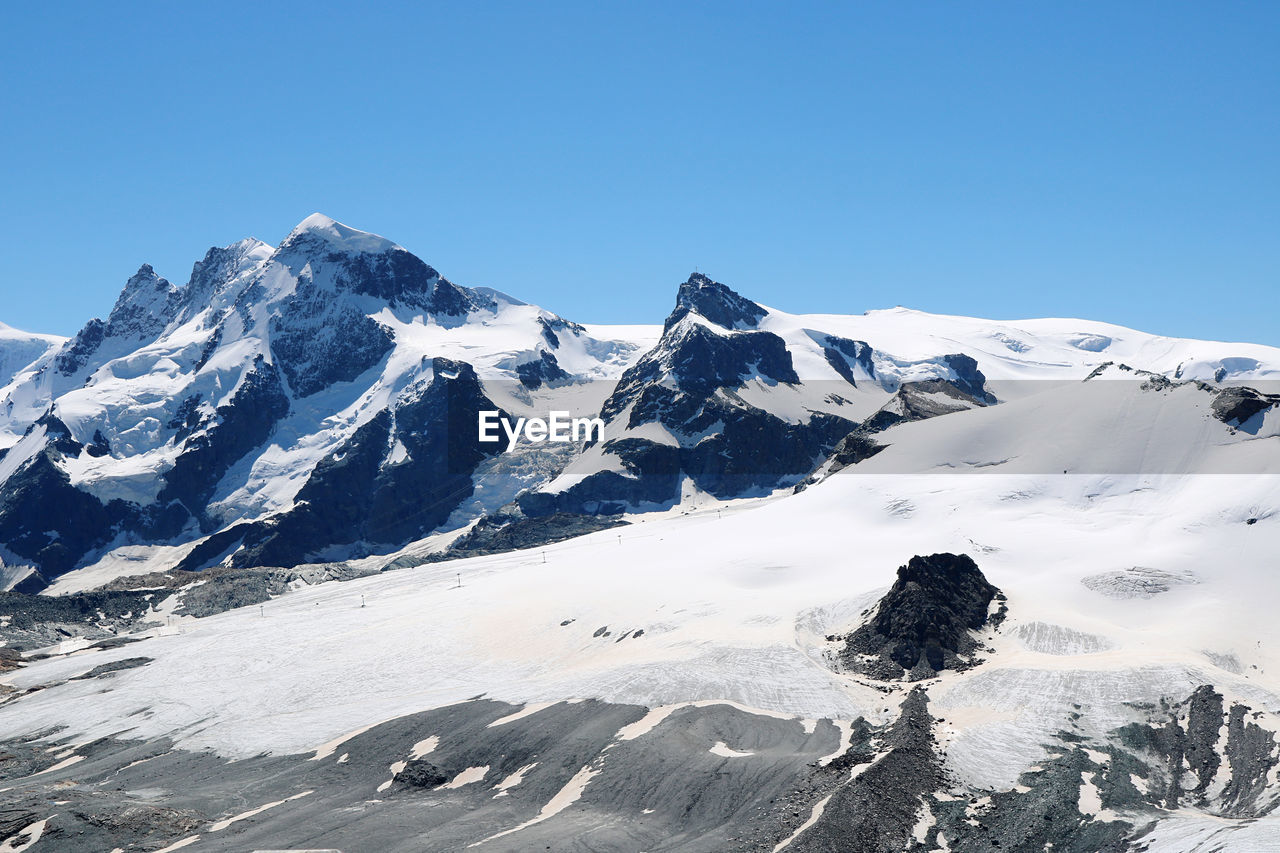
top-left (281, 213), bottom-right (399, 255)
top-left (666, 272), bottom-right (767, 331)
top-left (227, 236), bottom-right (273, 255)
top-left (85, 263), bottom-right (182, 346)
top-left (115, 264), bottom-right (171, 303)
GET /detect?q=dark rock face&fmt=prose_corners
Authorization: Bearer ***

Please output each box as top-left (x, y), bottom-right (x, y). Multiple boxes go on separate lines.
top-left (193, 325), bottom-right (221, 371)
top-left (860, 362), bottom-right (996, 436)
top-left (518, 439), bottom-right (683, 516)
top-left (644, 323), bottom-right (800, 399)
top-left (1212, 386), bottom-right (1280, 426)
top-left (515, 350), bottom-right (570, 389)
top-left (278, 227), bottom-right (483, 317)
top-left (53, 318), bottom-right (106, 375)
top-left (365, 359), bottom-right (509, 540)
top-left (664, 272), bottom-right (766, 331)
top-left (224, 358), bottom-right (510, 568)
top-left (537, 315), bottom-right (585, 348)
top-left (941, 353), bottom-right (998, 405)
top-left (926, 740), bottom-right (1133, 853)
top-left (55, 266), bottom-right (185, 378)
top-left (165, 394), bottom-right (204, 441)
top-left (178, 241), bottom-right (259, 317)
top-left (785, 682), bottom-right (1280, 853)
top-left (0, 450), bottom-right (136, 583)
top-left (840, 553), bottom-right (1003, 681)
top-left (1184, 685), bottom-right (1225, 800)
top-left (85, 428), bottom-right (111, 458)
top-left (272, 301), bottom-right (394, 397)
top-left (0, 809), bottom-right (41, 846)
top-left (1113, 685), bottom-right (1280, 819)
top-left (264, 231), bottom-right (491, 400)
top-left (35, 412), bottom-right (84, 457)
top-left (787, 688), bottom-right (940, 853)
top-left (168, 521), bottom-right (254, 574)
top-left (0, 589), bottom-right (168, 650)
top-left (809, 360), bottom-right (997, 480)
top-left (816, 333), bottom-right (875, 386)
top-left (392, 759), bottom-right (450, 790)
top-left (102, 265), bottom-right (179, 341)
top-left (826, 433), bottom-right (888, 473)
top-left (1221, 702), bottom-right (1280, 814)
top-left (675, 403), bottom-right (852, 497)
top-left (71, 657), bottom-right (153, 680)
top-left (157, 355), bottom-right (290, 526)
top-left (439, 511), bottom-right (627, 558)
top-left (527, 276), bottom-right (854, 515)
top-left (333, 246), bottom-right (479, 316)
top-left (600, 319), bottom-right (801, 423)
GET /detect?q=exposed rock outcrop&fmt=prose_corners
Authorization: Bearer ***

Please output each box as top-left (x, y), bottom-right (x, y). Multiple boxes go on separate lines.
top-left (840, 553), bottom-right (1004, 681)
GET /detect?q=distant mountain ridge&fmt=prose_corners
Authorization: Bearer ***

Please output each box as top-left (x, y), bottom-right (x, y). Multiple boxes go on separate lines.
top-left (1, 214), bottom-right (1277, 592)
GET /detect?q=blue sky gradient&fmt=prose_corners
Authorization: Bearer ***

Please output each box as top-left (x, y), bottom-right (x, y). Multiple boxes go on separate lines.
top-left (1, 2), bottom-right (1276, 343)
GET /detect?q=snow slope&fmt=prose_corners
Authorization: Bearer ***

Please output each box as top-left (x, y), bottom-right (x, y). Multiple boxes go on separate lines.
top-left (0, 323), bottom-right (62, 389)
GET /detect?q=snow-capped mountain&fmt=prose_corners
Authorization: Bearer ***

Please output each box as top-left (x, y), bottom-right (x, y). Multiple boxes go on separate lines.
top-left (1, 215), bottom-right (1274, 592)
top-left (0, 215), bottom-right (1278, 852)
top-left (0, 215), bottom-right (651, 586)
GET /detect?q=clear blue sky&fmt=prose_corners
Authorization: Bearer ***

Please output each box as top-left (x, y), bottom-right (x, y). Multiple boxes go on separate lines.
top-left (2, 2), bottom-right (1276, 344)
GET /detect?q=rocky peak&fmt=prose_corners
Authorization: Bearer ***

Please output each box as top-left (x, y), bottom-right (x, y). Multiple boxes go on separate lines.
top-left (106, 264), bottom-right (178, 333)
top-left (187, 239), bottom-right (271, 295)
top-left (171, 238), bottom-right (274, 326)
top-left (665, 272), bottom-right (767, 332)
top-left (1212, 385), bottom-right (1280, 427)
top-left (840, 553), bottom-right (1004, 680)
top-left (53, 264), bottom-right (180, 376)
top-left (941, 353), bottom-right (997, 404)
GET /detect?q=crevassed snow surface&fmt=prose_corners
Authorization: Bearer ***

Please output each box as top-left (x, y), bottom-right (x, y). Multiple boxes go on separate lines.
top-left (2, 463), bottom-right (1278, 796)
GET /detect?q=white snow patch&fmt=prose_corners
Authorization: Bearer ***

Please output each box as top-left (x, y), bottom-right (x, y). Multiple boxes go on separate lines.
top-left (443, 765), bottom-right (490, 789)
top-left (772, 794), bottom-right (832, 851)
top-left (470, 763), bottom-right (601, 846)
top-left (0, 818), bottom-right (48, 852)
top-left (709, 741), bottom-right (753, 758)
top-left (492, 762), bottom-right (537, 797)
top-left (409, 735), bottom-right (439, 759)
top-left (207, 790), bottom-right (312, 832)
top-left (487, 702), bottom-right (556, 728)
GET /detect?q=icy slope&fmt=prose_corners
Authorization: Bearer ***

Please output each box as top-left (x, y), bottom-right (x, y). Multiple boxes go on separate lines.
top-left (3, 463), bottom-right (1277, 756)
top-left (0, 323), bottom-right (64, 449)
top-left (0, 462), bottom-right (1277, 847)
top-left (0, 323), bottom-right (62, 390)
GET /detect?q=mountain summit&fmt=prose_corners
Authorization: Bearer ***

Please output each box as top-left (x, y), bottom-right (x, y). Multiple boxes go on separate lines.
top-left (666, 271), bottom-right (767, 331)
